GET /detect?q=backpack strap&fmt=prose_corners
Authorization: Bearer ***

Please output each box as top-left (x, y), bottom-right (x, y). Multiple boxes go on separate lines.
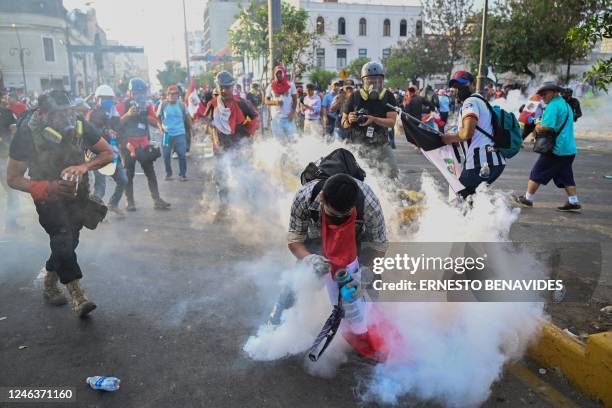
top-left (554, 104), bottom-right (571, 136)
top-left (469, 94), bottom-right (496, 142)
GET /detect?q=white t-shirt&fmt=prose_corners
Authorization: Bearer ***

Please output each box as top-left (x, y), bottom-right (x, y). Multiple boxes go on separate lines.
top-left (266, 83), bottom-right (297, 120)
top-left (458, 94), bottom-right (505, 170)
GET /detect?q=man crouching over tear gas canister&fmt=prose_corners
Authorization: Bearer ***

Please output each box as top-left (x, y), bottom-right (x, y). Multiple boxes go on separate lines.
top-left (269, 150), bottom-right (388, 326)
top-left (6, 90), bottom-right (113, 317)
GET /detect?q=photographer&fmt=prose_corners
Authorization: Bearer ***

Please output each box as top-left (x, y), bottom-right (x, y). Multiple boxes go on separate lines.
top-left (6, 90), bottom-right (113, 317)
top-left (341, 62), bottom-right (398, 179)
top-left (118, 77), bottom-right (170, 211)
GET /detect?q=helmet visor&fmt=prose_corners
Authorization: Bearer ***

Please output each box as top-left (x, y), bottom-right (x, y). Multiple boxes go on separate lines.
top-left (363, 75), bottom-right (383, 93)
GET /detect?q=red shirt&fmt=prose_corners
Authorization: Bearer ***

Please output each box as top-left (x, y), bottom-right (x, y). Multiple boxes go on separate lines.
top-left (9, 102), bottom-right (27, 118)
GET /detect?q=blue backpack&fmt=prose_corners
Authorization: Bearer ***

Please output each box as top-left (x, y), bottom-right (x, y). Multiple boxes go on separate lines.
top-left (472, 94), bottom-right (522, 159)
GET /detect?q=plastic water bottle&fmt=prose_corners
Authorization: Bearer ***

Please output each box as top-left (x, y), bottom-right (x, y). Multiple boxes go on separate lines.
top-left (479, 162), bottom-right (490, 178)
top-left (335, 269), bottom-right (367, 334)
top-left (86, 376), bottom-right (121, 391)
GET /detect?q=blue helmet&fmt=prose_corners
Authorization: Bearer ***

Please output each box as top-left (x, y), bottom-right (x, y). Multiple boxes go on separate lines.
top-left (128, 78), bottom-right (147, 93)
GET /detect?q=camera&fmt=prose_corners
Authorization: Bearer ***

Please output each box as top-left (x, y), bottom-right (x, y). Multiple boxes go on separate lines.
top-left (128, 99), bottom-right (147, 115)
top-left (356, 109), bottom-right (369, 125)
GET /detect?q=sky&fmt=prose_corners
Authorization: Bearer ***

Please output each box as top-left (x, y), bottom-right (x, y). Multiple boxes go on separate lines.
top-left (63, 0), bottom-right (205, 90)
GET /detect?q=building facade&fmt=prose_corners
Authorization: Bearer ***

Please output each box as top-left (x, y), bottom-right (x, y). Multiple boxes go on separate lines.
top-left (187, 30), bottom-right (207, 75)
top-left (202, 0), bottom-right (247, 58)
top-left (290, 0), bottom-right (422, 72)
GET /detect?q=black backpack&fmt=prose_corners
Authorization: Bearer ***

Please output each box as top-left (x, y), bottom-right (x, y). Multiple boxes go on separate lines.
top-left (300, 148), bottom-right (366, 234)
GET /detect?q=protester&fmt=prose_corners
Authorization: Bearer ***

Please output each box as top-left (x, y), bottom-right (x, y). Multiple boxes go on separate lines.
top-left (295, 86), bottom-right (305, 132)
top-left (157, 84), bottom-right (192, 181)
top-left (437, 89), bottom-right (450, 134)
top-left (403, 87), bottom-right (436, 121)
top-left (0, 97), bottom-right (20, 230)
top-left (87, 84), bottom-right (128, 215)
top-left (205, 71), bottom-right (259, 221)
top-left (246, 83), bottom-right (263, 114)
top-left (442, 70), bottom-right (506, 198)
top-left (494, 86), bottom-right (506, 99)
top-left (6, 90), bottom-right (114, 316)
top-left (8, 95), bottom-right (27, 118)
top-left (515, 83), bottom-right (580, 211)
top-left (342, 61), bottom-right (399, 178)
top-left (321, 79), bottom-right (342, 137)
top-left (562, 88), bottom-right (582, 122)
top-left (118, 78), bottom-right (170, 211)
top-left (301, 83), bottom-right (323, 137)
top-left (330, 79), bottom-right (354, 141)
top-left (265, 65), bottom-right (298, 143)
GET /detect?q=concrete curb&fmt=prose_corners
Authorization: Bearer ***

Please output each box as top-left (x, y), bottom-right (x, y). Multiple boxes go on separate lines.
top-left (528, 322), bottom-right (612, 407)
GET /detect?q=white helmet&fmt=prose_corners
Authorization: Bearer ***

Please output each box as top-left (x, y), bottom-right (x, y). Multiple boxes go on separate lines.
top-left (95, 84), bottom-right (115, 98)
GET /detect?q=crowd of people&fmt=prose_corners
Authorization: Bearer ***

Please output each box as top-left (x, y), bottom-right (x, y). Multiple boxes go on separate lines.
top-left (0, 60), bottom-right (583, 322)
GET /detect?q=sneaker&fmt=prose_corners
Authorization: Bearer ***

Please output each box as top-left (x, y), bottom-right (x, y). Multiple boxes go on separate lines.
top-left (172, 152), bottom-right (178, 159)
top-left (107, 204), bottom-right (126, 217)
top-left (126, 202), bottom-right (137, 212)
top-left (179, 176), bottom-right (188, 182)
top-left (557, 201), bottom-right (581, 212)
top-left (513, 195), bottom-right (533, 208)
top-left (165, 175), bottom-right (174, 181)
top-left (185, 151), bottom-right (191, 157)
top-left (154, 198), bottom-right (171, 210)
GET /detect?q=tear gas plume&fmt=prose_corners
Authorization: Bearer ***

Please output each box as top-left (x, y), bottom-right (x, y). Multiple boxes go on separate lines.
top-left (222, 133), bottom-right (547, 406)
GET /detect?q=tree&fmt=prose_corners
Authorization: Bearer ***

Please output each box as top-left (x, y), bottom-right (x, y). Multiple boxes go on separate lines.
top-left (347, 57), bottom-right (370, 79)
top-left (423, 0), bottom-right (475, 78)
top-left (568, 10), bottom-right (612, 91)
top-left (157, 60), bottom-right (187, 89)
top-left (197, 71), bottom-right (217, 89)
top-left (386, 36), bottom-right (452, 88)
top-left (229, 0), bottom-right (318, 80)
top-left (308, 68), bottom-right (336, 90)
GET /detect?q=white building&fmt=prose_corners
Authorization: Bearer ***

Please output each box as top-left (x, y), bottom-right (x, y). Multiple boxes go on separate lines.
top-left (203, 0), bottom-right (247, 57)
top-left (187, 30), bottom-right (207, 75)
top-left (289, 0), bottom-right (422, 72)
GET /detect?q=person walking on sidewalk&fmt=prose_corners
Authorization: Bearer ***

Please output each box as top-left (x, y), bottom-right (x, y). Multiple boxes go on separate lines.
top-left (158, 84), bottom-right (192, 182)
top-left (515, 83), bottom-right (580, 212)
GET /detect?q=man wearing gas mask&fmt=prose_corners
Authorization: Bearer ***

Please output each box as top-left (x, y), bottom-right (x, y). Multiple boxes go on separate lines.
top-left (6, 90), bottom-right (114, 317)
top-left (118, 78), bottom-right (170, 211)
top-left (341, 62), bottom-right (399, 179)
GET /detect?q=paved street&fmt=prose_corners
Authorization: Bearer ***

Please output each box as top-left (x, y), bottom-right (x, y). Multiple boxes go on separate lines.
top-left (1, 134), bottom-right (610, 407)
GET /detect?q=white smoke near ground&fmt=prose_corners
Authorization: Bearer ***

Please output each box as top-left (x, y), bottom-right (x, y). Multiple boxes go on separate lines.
top-left (197, 132), bottom-right (546, 407)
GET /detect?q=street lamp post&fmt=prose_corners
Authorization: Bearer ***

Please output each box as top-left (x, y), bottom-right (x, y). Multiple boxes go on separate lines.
top-left (476, 0), bottom-right (488, 94)
top-left (182, 0), bottom-right (191, 83)
top-left (10, 23), bottom-right (30, 94)
top-left (268, 0), bottom-right (281, 79)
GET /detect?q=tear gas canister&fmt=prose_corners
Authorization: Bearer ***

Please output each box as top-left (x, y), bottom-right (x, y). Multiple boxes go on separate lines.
top-left (335, 268), bottom-right (367, 334)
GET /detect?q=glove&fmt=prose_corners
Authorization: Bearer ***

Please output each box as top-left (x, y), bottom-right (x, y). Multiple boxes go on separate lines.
top-left (302, 254), bottom-right (331, 277)
top-left (30, 180), bottom-right (76, 202)
top-left (343, 279), bottom-right (364, 300)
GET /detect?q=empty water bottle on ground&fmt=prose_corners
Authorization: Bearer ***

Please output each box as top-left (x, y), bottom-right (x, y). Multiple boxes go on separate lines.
top-left (86, 376), bottom-right (121, 391)
top-left (335, 269), bottom-right (367, 334)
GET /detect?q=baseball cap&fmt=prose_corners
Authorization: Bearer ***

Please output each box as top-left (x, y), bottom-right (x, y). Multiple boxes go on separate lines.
top-left (449, 71), bottom-right (475, 87)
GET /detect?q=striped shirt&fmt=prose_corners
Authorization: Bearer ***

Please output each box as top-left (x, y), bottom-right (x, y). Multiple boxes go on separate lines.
top-left (458, 94), bottom-right (506, 170)
top-left (287, 178), bottom-right (387, 250)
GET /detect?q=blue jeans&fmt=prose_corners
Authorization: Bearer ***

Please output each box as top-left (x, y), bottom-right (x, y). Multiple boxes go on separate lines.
top-left (162, 134), bottom-right (187, 177)
top-left (0, 158), bottom-right (19, 228)
top-left (93, 163), bottom-right (128, 207)
top-left (271, 118), bottom-right (296, 143)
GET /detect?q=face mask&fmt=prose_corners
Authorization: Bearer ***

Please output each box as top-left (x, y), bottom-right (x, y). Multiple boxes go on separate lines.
top-left (324, 204), bottom-right (353, 225)
top-left (363, 76), bottom-right (383, 99)
top-left (456, 85), bottom-right (472, 102)
top-left (101, 99), bottom-right (114, 112)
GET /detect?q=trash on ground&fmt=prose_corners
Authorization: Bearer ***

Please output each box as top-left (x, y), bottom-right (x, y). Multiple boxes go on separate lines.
top-left (0, 316), bottom-right (7, 321)
top-left (86, 376), bottom-right (121, 391)
top-left (600, 305), bottom-right (612, 314)
top-left (18, 345), bottom-right (27, 350)
top-left (538, 368), bottom-right (547, 375)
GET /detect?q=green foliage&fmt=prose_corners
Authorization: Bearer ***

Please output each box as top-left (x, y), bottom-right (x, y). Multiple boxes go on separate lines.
top-left (347, 57), bottom-right (370, 79)
top-left (568, 10), bottom-right (611, 91)
top-left (466, 0), bottom-right (607, 79)
top-left (196, 71), bottom-right (217, 89)
top-left (229, 0), bottom-right (318, 79)
top-left (386, 36), bottom-right (453, 88)
top-left (308, 68), bottom-right (336, 90)
top-left (156, 60), bottom-right (187, 89)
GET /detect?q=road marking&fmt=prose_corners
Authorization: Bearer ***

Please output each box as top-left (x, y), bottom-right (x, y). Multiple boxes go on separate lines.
top-left (508, 363), bottom-right (579, 408)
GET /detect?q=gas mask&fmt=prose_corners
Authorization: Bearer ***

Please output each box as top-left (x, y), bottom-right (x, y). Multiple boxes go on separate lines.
top-left (456, 84), bottom-right (473, 102)
top-left (100, 99), bottom-right (114, 113)
top-left (43, 108), bottom-right (77, 144)
top-left (362, 75), bottom-right (384, 100)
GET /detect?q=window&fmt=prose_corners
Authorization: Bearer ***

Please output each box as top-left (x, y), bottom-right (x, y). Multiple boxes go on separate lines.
top-left (336, 48), bottom-right (347, 70)
top-left (383, 19), bottom-right (391, 37)
top-left (316, 16), bottom-right (325, 34)
top-left (43, 37), bottom-right (55, 62)
top-left (400, 19), bottom-right (407, 36)
top-left (316, 48), bottom-right (325, 68)
top-left (338, 17), bottom-right (346, 35)
top-left (416, 20), bottom-right (423, 37)
top-left (359, 18), bottom-right (367, 36)
top-left (382, 48), bottom-right (391, 60)
top-left (358, 48), bottom-right (367, 58)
